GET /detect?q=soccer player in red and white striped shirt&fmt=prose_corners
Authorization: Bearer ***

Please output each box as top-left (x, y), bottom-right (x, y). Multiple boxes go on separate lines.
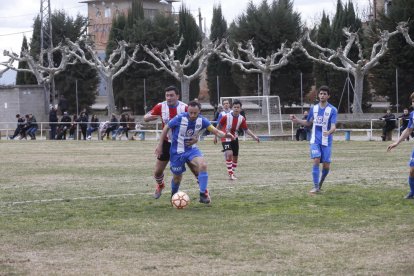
top-left (144, 86), bottom-right (197, 199)
top-left (214, 100), bottom-right (260, 180)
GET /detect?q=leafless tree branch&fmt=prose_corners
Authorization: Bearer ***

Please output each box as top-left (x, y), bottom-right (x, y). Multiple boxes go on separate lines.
top-left (397, 21), bottom-right (414, 47)
top-left (136, 38), bottom-right (222, 102)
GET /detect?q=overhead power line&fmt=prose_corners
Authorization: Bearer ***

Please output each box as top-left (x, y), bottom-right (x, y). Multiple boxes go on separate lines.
top-left (0, 4), bottom-right (85, 20)
top-left (0, 30), bottom-right (33, 37)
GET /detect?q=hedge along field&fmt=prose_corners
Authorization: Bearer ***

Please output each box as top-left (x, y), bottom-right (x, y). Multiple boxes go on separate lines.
top-left (0, 140), bottom-right (413, 275)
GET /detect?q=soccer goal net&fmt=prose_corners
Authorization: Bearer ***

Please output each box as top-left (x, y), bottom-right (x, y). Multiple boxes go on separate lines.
top-left (219, 96), bottom-right (283, 135)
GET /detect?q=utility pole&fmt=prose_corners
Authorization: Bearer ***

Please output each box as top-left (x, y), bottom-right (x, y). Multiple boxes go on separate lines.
top-left (40, 0), bottom-right (53, 64)
top-left (198, 8), bottom-right (204, 37)
top-left (40, 0), bottom-right (55, 109)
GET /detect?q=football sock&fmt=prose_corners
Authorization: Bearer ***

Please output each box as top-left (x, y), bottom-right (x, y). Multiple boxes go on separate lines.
top-left (155, 174), bottom-right (164, 185)
top-left (319, 168), bottom-right (330, 188)
top-left (198, 171), bottom-right (208, 193)
top-left (408, 177), bottom-right (414, 195)
top-left (232, 161), bottom-right (238, 173)
top-left (226, 159), bottom-right (233, 175)
top-left (171, 180), bottom-right (180, 195)
top-left (312, 165), bottom-right (320, 188)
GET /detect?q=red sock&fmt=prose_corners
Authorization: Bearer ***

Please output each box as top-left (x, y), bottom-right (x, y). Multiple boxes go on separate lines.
top-left (226, 159), bottom-right (233, 175)
top-left (232, 162), bottom-right (238, 173)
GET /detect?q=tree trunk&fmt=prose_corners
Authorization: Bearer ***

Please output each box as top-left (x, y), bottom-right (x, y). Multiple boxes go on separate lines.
top-left (106, 77), bottom-right (116, 114)
top-left (260, 71), bottom-right (272, 116)
top-left (352, 72), bottom-right (364, 114)
top-left (43, 82), bottom-right (51, 114)
top-left (50, 76), bottom-right (56, 107)
top-left (180, 79), bottom-right (191, 103)
top-left (262, 71), bottom-right (271, 97)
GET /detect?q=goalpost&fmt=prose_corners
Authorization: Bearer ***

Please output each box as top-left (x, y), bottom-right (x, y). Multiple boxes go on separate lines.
top-left (219, 96), bottom-right (283, 135)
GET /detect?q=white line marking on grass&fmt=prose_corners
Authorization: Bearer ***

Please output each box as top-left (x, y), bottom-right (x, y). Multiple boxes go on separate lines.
top-left (0, 175), bottom-right (403, 206)
top-left (1, 193), bottom-right (143, 206)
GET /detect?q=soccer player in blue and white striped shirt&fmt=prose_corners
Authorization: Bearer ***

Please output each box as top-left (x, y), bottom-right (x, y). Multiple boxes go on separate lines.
top-left (387, 91), bottom-right (414, 199)
top-left (290, 86), bottom-right (338, 194)
top-left (155, 101), bottom-right (234, 204)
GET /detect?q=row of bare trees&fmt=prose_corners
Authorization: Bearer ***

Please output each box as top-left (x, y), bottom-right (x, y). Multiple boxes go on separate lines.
top-left (2, 22), bottom-right (414, 114)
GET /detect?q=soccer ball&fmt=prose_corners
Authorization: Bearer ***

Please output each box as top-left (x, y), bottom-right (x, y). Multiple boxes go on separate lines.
top-left (171, 191), bottom-right (190, 209)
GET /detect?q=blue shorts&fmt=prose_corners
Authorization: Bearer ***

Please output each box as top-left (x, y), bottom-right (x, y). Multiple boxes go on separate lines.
top-left (310, 143), bottom-right (332, 163)
top-left (409, 149), bottom-right (414, 167)
top-left (170, 147), bottom-right (203, 175)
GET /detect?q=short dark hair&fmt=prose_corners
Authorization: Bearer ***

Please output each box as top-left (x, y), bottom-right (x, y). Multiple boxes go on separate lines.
top-left (319, 85), bottom-right (330, 95)
top-left (16, 114), bottom-right (20, 118)
top-left (165, 85), bottom-right (179, 95)
top-left (232, 99), bottom-right (242, 107)
top-left (188, 100), bottom-right (201, 110)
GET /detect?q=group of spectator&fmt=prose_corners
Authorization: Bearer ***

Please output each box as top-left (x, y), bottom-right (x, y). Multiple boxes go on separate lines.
top-left (101, 113), bottom-right (137, 140)
top-left (378, 108), bottom-right (414, 142)
top-left (49, 107), bottom-right (89, 140)
top-left (8, 108), bottom-right (142, 141)
top-left (48, 108), bottom-right (138, 141)
top-left (9, 113), bottom-right (38, 140)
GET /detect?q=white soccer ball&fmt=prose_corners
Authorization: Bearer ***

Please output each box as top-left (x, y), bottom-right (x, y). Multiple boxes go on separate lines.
top-left (171, 191), bottom-right (190, 209)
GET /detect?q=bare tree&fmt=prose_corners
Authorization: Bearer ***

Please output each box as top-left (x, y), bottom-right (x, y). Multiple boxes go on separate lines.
top-left (397, 21), bottom-right (414, 46)
top-left (220, 39), bottom-right (296, 97)
top-left (298, 27), bottom-right (399, 114)
top-left (67, 38), bottom-right (139, 114)
top-left (0, 57), bottom-right (14, 78)
top-left (3, 45), bottom-right (75, 113)
top-left (138, 37), bottom-right (224, 103)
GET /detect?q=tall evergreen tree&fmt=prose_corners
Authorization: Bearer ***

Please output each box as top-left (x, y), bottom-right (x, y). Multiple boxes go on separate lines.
top-left (207, 4), bottom-right (239, 106)
top-left (372, 0), bottom-right (414, 109)
top-left (313, 0), bottom-right (366, 112)
top-left (227, 0), bottom-right (312, 107)
top-left (176, 5), bottom-right (202, 101)
top-left (127, 0), bottom-right (145, 28)
top-left (311, 12), bottom-right (332, 104)
top-left (106, 4), bottom-right (179, 114)
top-left (107, 3), bottom-right (202, 110)
top-left (29, 11), bottom-right (98, 113)
top-left (16, 36), bottom-right (37, 85)
top-left (106, 13), bottom-right (128, 58)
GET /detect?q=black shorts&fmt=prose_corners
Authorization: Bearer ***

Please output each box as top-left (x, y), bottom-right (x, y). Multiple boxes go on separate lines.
top-left (221, 139), bottom-right (239, 156)
top-left (158, 140), bottom-right (171, 161)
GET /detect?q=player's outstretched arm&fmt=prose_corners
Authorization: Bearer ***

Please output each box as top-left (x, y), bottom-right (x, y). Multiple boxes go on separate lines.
top-left (387, 127), bottom-right (413, 152)
top-left (245, 129), bottom-right (260, 142)
top-left (208, 125), bottom-right (234, 140)
top-left (143, 111), bottom-right (159, 122)
top-left (290, 114), bottom-right (312, 127)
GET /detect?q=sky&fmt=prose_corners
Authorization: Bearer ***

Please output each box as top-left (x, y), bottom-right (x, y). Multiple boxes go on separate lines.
top-left (0, 0), bottom-right (371, 84)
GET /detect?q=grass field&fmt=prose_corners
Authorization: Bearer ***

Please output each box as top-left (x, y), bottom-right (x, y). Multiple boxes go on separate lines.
top-left (1, 139), bottom-right (413, 275)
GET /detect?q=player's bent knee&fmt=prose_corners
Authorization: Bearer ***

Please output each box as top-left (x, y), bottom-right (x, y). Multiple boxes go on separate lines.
top-left (198, 162), bottom-right (207, 171)
top-left (173, 174), bottom-right (182, 183)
